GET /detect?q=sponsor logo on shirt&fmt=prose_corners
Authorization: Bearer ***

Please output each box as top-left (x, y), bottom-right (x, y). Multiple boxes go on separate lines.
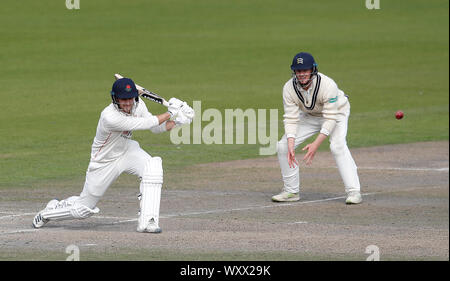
top-left (121, 131), bottom-right (132, 139)
top-left (328, 96), bottom-right (338, 103)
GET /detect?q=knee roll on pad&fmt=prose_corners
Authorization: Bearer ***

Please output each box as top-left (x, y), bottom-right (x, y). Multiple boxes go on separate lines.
top-left (45, 199), bottom-right (60, 210)
top-left (142, 157), bottom-right (163, 185)
top-left (70, 203), bottom-right (100, 219)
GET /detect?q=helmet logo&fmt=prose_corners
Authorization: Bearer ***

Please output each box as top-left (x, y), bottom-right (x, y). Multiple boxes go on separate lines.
top-left (125, 85), bottom-right (132, 92)
top-left (297, 58), bottom-right (303, 64)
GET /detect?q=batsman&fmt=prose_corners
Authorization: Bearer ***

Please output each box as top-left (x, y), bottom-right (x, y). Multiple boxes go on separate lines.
top-left (32, 77), bottom-right (194, 233)
top-left (272, 52), bottom-right (362, 204)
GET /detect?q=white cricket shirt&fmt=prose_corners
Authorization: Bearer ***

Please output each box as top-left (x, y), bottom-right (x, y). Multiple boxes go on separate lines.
top-left (89, 98), bottom-right (166, 163)
top-left (282, 72), bottom-right (350, 137)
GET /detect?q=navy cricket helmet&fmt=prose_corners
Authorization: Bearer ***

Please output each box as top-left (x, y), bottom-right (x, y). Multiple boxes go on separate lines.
top-left (111, 78), bottom-right (139, 99)
top-left (290, 52), bottom-right (318, 87)
top-left (291, 52), bottom-right (318, 72)
top-left (110, 78), bottom-right (139, 113)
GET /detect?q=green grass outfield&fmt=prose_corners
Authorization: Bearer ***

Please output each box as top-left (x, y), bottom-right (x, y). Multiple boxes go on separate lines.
top-left (0, 0), bottom-right (448, 188)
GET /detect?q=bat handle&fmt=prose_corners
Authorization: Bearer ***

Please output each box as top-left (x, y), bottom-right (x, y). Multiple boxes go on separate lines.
top-left (162, 100), bottom-right (170, 107)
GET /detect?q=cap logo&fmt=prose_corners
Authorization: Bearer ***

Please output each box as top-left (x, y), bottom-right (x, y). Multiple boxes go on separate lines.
top-left (297, 58), bottom-right (303, 64)
top-left (125, 84), bottom-right (132, 92)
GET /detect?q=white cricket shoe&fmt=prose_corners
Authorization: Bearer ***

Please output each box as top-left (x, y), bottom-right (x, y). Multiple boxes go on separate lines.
top-left (32, 213), bottom-right (48, 228)
top-left (272, 191), bottom-right (300, 202)
top-left (32, 199), bottom-right (59, 228)
top-left (346, 191), bottom-right (362, 204)
top-left (137, 218), bottom-right (162, 233)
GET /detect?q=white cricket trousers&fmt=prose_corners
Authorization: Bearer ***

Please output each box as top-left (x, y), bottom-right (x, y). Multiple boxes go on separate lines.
top-left (277, 111), bottom-right (360, 194)
top-left (76, 140), bottom-right (153, 209)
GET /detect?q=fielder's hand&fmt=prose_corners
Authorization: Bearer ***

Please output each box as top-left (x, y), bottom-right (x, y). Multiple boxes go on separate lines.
top-left (287, 137), bottom-right (298, 168)
top-left (302, 143), bottom-right (318, 165)
top-left (302, 133), bottom-right (327, 165)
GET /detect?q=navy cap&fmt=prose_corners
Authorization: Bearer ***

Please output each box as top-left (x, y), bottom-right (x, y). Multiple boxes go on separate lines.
top-left (290, 52), bottom-right (317, 71)
top-left (111, 78), bottom-right (139, 99)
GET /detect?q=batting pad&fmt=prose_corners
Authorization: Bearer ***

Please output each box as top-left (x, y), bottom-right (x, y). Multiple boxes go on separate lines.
top-left (138, 157), bottom-right (163, 231)
top-left (41, 201), bottom-right (99, 221)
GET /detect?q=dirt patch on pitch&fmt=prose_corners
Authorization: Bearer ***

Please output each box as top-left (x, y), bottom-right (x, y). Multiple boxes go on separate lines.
top-left (0, 141), bottom-right (448, 260)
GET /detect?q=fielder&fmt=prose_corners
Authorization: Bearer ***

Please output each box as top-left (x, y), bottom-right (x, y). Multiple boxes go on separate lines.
top-left (272, 52), bottom-right (362, 204)
top-left (32, 77), bottom-right (194, 233)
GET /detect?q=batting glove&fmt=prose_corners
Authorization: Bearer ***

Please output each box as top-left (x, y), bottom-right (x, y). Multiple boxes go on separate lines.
top-left (180, 102), bottom-right (195, 119)
top-left (167, 97), bottom-right (183, 117)
top-left (174, 111), bottom-right (193, 126)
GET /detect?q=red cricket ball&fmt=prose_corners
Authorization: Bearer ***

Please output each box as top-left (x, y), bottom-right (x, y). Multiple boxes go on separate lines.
top-left (395, 110), bottom-right (404, 120)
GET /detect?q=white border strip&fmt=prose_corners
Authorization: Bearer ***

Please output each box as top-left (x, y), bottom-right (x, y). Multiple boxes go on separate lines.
top-left (358, 166), bottom-right (449, 172)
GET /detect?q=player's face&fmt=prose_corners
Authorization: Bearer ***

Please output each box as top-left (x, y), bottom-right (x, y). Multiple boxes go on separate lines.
top-left (295, 69), bottom-right (312, 85)
top-left (117, 98), bottom-right (134, 114)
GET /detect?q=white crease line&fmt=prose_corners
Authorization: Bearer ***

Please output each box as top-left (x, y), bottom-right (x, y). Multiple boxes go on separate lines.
top-left (111, 186), bottom-right (444, 225)
top-left (0, 195), bottom-right (355, 225)
top-left (0, 212), bottom-right (133, 221)
top-left (93, 215), bottom-right (132, 220)
top-left (110, 218), bottom-right (136, 224)
top-left (286, 221), bottom-right (308, 225)
top-left (109, 193), bottom-right (377, 225)
top-left (1, 229), bottom-right (39, 235)
top-left (93, 196), bottom-right (351, 225)
top-left (0, 213), bottom-right (36, 220)
top-left (0, 185), bottom-right (445, 232)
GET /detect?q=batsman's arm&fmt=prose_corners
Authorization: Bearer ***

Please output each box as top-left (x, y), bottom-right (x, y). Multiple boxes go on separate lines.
top-left (103, 110), bottom-right (173, 132)
top-left (156, 112), bottom-right (172, 124)
top-left (165, 120), bottom-right (176, 131)
top-left (103, 113), bottom-right (158, 132)
top-left (153, 113), bottom-right (176, 132)
top-left (149, 119), bottom-right (176, 134)
top-left (136, 97), bottom-right (177, 133)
